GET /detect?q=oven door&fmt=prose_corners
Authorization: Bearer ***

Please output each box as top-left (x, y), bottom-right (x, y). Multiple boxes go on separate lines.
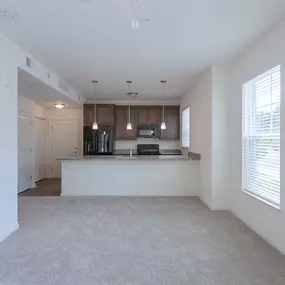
top-left (137, 125), bottom-right (159, 138)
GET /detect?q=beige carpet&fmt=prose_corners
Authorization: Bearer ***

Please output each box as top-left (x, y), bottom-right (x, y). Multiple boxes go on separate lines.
top-left (0, 197), bottom-right (284, 285)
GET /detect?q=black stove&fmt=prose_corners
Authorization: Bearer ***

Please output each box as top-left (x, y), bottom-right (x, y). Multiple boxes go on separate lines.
top-left (137, 144), bottom-right (161, 155)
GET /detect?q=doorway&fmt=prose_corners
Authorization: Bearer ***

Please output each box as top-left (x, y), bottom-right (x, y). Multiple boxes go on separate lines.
top-left (51, 119), bottom-right (79, 177)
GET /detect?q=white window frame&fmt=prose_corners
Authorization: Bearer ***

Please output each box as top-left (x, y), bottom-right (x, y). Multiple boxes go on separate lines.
top-left (182, 107), bottom-right (190, 148)
top-left (242, 65), bottom-right (281, 209)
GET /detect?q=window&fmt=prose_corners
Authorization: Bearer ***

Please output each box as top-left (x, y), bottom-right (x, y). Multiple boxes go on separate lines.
top-left (242, 65), bottom-right (281, 208)
top-left (182, 107), bottom-right (190, 148)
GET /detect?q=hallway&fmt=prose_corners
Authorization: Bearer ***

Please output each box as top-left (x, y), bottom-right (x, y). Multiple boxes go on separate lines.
top-left (20, 179), bottom-right (61, 196)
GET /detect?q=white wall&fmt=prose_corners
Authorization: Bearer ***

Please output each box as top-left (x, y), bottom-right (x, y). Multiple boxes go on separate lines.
top-left (211, 64), bottom-right (229, 209)
top-left (181, 69), bottom-right (213, 207)
top-left (180, 65), bottom-right (229, 210)
top-left (0, 31), bottom-right (81, 242)
top-left (0, 48), bottom-right (18, 242)
top-left (227, 20), bottom-right (285, 254)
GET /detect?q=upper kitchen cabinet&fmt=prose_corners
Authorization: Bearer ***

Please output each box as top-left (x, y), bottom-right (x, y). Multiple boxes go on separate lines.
top-left (96, 105), bottom-right (115, 126)
top-left (148, 107), bottom-right (162, 125)
top-left (116, 106), bottom-right (137, 140)
top-left (84, 104), bottom-right (115, 126)
top-left (160, 106), bottom-right (180, 140)
top-left (83, 104), bottom-right (94, 126)
top-left (136, 106), bottom-right (162, 125)
top-left (136, 107), bottom-right (148, 125)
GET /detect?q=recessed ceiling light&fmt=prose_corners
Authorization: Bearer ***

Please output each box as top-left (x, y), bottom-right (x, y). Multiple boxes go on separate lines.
top-left (0, 10), bottom-right (18, 20)
top-left (54, 103), bottom-right (65, 109)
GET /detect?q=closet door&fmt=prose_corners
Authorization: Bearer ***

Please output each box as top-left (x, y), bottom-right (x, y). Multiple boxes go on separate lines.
top-left (18, 112), bottom-right (33, 192)
top-left (35, 118), bottom-right (47, 182)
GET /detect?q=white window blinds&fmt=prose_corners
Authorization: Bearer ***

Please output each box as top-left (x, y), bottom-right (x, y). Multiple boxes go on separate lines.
top-left (182, 107), bottom-right (190, 148)
top-left (242, 65), bottom-right (281, 207)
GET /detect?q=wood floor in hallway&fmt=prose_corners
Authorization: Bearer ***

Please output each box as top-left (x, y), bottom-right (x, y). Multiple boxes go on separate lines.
top-left (19, 178), bottom-right (61, 196)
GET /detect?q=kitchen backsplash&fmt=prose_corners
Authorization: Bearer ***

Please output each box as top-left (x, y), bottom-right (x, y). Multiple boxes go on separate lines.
top-left (115, 138), bottom-right (180, 150)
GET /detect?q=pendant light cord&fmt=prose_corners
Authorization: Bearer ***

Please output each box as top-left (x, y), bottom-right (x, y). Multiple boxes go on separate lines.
top-left (92, 80), bottom-right (98, 122)
top-left (161, 80), bottom-right (166, 122)
top-left (127, 80), bottom-right (132, 124)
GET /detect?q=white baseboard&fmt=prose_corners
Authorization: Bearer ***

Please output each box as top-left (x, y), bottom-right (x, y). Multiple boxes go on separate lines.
top-left (231, 210), bottom-right (285, 256)
top-left (199, 197), bottom-right (285, 255)
top-left (0, 223), bottom-right (19, 243)
top-left (198, 196), bottom-right (229, 211)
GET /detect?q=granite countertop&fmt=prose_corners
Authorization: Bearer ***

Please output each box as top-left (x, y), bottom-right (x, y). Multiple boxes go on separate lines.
top-left (59, 149), bottom-right (201, 161)
top-left (59, 155), bottom-right (193, 161)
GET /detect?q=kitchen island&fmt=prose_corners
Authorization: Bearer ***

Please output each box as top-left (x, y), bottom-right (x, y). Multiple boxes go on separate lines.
top-left (61, 156), bottom-right (200, 197)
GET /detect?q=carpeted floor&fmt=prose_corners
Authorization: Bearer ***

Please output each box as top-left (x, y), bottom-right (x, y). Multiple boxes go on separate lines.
top-left (0, 197), bottom-right (285, 285)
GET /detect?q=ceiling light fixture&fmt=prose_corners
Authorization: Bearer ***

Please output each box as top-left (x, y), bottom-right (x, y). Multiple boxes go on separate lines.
top-left (160, 80), bottom-right (167, 130)
top-left (127, 92), bottom-right (139, 98)
top-left (54, 103), bottom-right (65, 109)
top-left (92, 80), bottom-right (99, 130)
top-left (126, 80), bottom-right (133, 130)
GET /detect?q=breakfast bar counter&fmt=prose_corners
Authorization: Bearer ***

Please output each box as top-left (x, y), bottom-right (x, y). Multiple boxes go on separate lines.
top-left (61, 156), bottom-right (200, 197)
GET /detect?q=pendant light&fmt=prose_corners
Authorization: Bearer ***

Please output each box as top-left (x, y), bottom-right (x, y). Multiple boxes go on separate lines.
top-left (92, 80), bottom-right (98, 130)
top-left (160, 80), bottom-right (167, 130)
top-left (126, 80), bottom-right (133, 130)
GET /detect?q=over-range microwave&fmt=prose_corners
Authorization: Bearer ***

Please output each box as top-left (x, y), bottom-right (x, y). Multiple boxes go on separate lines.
top-left (137, 124), bottom-right (160, 138)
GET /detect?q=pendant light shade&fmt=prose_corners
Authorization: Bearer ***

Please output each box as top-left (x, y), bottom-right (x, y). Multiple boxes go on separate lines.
top-left (161, 122), bottom-right (166, 130)
top-left (160, 80), bottom-right (167, 130)
top-left (126, 81), bottom-right (133, 130)
top-left (92, 122), bottom-right (98, 130)
top-left (127, 122), bottom-right (132, 130)
top-left (92, 80), bottom-right (99, 130)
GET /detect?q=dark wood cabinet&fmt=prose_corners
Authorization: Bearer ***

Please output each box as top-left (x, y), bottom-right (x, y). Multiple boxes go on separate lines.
top-left (96, 105), bottom-right (115, 126)
top-left (148, 106), bottom-right (162, 125)
top-left (83, 104), bottom-right (94, 126)
top-left (160, 106), bottom-right (180, 140)
top-left (136, 106), bottom-right (162, 125)
top-left (84, 104), bottom-right (115, 126)
top-left (84, 104), bottom-right (179, 140)
top-left (137, 107), bottom-right (148, 125)
top-left (115, 106), bottom-right (137, 140)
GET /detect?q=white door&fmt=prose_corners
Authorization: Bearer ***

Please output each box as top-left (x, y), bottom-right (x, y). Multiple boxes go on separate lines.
top-left (18, 113), bottom-right (33, 193)
top-left (51, 119), bottom-right (79, 177)
top-left (35, 118), bottom-right (47, 182)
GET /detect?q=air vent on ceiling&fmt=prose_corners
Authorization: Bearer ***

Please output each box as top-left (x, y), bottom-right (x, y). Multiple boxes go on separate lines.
top-left (58, 80), bottom-right (69, 93)
top-left (26, 57), bottom-right (32, 68)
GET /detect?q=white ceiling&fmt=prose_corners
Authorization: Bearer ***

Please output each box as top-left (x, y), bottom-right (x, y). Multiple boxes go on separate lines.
top-left (1, 0), bottom-right (285, 100)
top-left (18, 68), bottom-right (78, 107)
